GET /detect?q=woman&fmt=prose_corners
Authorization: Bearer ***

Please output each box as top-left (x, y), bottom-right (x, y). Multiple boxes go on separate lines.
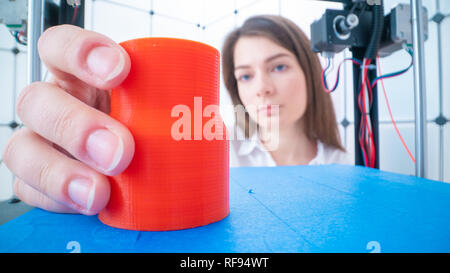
top-left (222, 15), bottom-right (352, 167)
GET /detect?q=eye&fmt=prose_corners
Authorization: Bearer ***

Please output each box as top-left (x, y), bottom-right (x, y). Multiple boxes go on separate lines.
top-left (273, 64), bottom-right (287, 72)
top-left (238, 74), bottom-right (252, 82)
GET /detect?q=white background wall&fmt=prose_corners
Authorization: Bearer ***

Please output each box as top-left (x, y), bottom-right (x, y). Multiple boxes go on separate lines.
top-left (0, 0), bottom-right (449, 201)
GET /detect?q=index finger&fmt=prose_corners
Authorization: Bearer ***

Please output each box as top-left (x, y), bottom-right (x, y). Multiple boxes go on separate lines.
top-left (38, 24), bottom-right (131, 90)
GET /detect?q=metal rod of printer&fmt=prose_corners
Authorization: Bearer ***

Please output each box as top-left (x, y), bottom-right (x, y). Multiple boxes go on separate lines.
top-left (410, 0), bottom-right (428, 178)
top-left (27, 0), bottom-right (43, 84)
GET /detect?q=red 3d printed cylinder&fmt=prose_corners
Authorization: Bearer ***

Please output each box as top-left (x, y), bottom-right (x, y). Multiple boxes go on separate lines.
top-left (98, 38), bottom-right (230, 231)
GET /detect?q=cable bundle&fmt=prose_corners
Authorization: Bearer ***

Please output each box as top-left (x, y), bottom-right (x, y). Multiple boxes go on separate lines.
top-left (322, 48), bottom-right (414, 167)
top-left (358, 58), bottom-right (376, 168)
top-left (322, 57), bottom-right (362, 93)
top-left (371, 47), bottom-right (413, 88)
top-left (9, 30), bottom-right (27, 45)
top-left (322, 56), bottom-right (375, 166)
top-left (321, 1), bottom-right (418, 167)
top-left (99, 38), bottom-right (230, 231)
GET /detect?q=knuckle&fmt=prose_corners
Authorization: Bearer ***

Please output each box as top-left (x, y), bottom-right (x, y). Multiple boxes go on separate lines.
top-left (38, 24), bottom-right (84, 67)
top-left (37, 190), bottom-right (50, 210)
top-left (12, 179), bottom-right (34, 208)
top-left (61, 28), bottom-right (96, 69)
top-left (16, 82), bottom-right (41, 119)
top-left (2, 127), bottom-right (29, 166)
top-left (61, 32), bottom-right (83, 66)
top-left (52, 104), bottom-right (77, 144)
top-left (2, 136), bottom-right (15, 166)
top-left (36, 160), bottom-right (52, 195)
top-left (38, 24), bottom-right (78, 51)
top-left (13, 178), bottom-right (22, 200)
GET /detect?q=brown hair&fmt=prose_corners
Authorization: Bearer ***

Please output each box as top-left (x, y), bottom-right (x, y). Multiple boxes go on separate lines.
top-left (222, 15), bottom-right (345, 151)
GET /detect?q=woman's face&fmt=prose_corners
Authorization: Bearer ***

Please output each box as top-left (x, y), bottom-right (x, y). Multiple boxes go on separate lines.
top-left (233, 36), bottom-right (308, 130)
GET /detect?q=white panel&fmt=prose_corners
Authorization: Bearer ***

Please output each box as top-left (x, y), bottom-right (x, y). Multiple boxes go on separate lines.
top-left (321, 52), bottom-right (347, 125)
top-left (376, 50), bottom-right (416, 121)
top-left (202, 14), bottom-right (235, 53)
top-left (343, 49), bottom-right (356, 122)
top-left (422, 0), bottom-right (436, 15)
top-left (442, 18), bottom-right (450, 118)
top-left (91, 0), bottom-right (151, 43)
top-left (203, 0), bottom-right (235, 26)
top-left (379, 122), bottom-right (415, 176)
top-left (444, 124), bottom-right (450, 183)
top-left (0, 52), bottom-right (14, 123)
top-left (344, 123), bottom-right (355, 162)
top-left (153, 0), bottom-right (203, 25)
top-left (280, 0), bottom-right (342, 38)
top-left (84, 0), bottom-right (94, 30)
top-left (105, 0), bottom-right (152, 11)
top-left (0, 25), bottom-right (15, 49)
top-left (237, 0), bottom-right (262, 8)
top-left (438, 0), bottom-right (449, 13)
top-left (423, 22), bottom-right (440, 119)
top-left (426, 123), bottom-right (440, 182)
top-left (236, 0), bottom-right (280, 26)
top-left (152, 15), bottom-right (202, 42)
top-left (379, 122), bottom-right (439, 181)
top-left (0, 128), bottom-right (13, 201)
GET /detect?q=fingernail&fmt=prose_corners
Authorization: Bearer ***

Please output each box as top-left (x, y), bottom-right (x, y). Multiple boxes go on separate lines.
top-left (86, 129), bottom-right (123, 173)
top-left (68, 178), bottom-right (94, 211)
top-left (86, 46), bottom-right (124, 82)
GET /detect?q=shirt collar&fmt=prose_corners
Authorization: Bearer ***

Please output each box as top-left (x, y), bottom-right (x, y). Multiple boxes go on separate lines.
top-left (237, 130), bottom-right (324, 164)
top-left (308, 140), bottom-right (323, 164)
top-left (238, 131), bottom-right (267, 156)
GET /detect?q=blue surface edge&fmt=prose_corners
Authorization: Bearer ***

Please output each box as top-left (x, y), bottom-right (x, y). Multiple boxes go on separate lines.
top-left (0, 164), bottom-right (449, 253)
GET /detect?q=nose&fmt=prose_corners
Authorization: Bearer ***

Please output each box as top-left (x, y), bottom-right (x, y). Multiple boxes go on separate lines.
top-left (255, 72), bottom-right (275, 98)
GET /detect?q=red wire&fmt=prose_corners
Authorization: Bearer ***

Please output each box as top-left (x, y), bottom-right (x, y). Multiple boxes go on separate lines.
top-left (372, 73), bottom-right (400, 89)
top-left (359, 62), bottom-right (367, 166)
top-left (359, 58), bottom-right (376, 168)
top-left (368, 60), bottom-right (376, 168)
top-left (322, 58), bottom-right (362, 93)
top-left (359, 59), bottom-right (371, 167)
top-left (376, 57), bottom-right (416, 163)
top-left (365, 73), bottom-right (376, 167)
top-left (362, 59), bottom-right (369, 166)
top-left (17, 31), bottom-right (24, 43)
top-left (321, 70), bottom-right (329, 93)
top-left (321, 57), bottom-right (379, 167)
top-left (321, 59), bottom-right (335, 93)
top-left (357, 68), bottom-right (365, 165)
top-left (366, 59), bottom-right (375, 168)
top-left (71, 5), bottom-right (78, 24)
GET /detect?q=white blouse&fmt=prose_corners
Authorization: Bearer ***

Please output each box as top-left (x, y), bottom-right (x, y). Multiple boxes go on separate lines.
top-left (228, 125), bottom-right (354, 167)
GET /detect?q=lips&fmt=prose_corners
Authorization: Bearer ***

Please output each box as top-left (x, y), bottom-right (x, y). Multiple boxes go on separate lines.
top-left (257, 104), bottom-right (281, 115)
